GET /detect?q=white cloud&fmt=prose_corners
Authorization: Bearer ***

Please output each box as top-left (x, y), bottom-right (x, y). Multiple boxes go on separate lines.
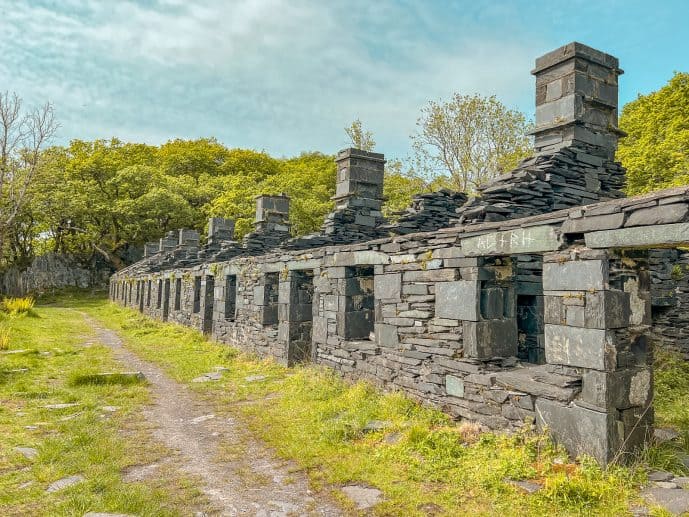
top-left (0, 0), bottom-right (545, 157)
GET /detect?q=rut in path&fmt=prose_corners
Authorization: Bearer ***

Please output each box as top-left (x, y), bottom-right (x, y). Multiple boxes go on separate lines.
top-left (80, 312), bottom-right (343, 516)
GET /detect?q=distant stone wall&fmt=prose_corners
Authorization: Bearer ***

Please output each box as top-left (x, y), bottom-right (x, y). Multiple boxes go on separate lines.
top-left (0, 253), bottom-right (110, 296)
top-left (650, 249), bottom-right (689, 358)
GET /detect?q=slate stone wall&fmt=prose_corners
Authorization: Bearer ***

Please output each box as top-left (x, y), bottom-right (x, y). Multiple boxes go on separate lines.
top-left (1, 253), bottom-right (111, 296)
top-left (649, 249), bottom-right (689, 359)
top-left (107, 40), bottom-right (689, 464)
top-left (110, 183), bottom-right (689, 465)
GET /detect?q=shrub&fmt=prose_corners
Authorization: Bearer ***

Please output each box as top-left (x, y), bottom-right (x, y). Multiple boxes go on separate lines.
top-left (2, 296), bottom-right (35, 315)
top-left (0, 326), bottom-right (10, 350)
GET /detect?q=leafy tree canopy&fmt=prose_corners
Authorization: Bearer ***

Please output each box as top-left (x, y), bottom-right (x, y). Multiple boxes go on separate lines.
top-left (410, 93), bottom-right (532, 193)
top-left (618, 72), bottom-right (689, 195)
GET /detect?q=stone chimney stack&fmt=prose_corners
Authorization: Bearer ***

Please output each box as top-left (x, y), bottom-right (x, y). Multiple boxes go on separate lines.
top-left (242, 194), bottom-right (292, 252)
top-left (254, 194), bottom-right (290, 233)
top-left (143, 242), bottom-right (159, 258)
top-left (333, 148), bottom-right (385, 203)
top-left (158, 231), bottom-right (178, 253)
top-left (207, 217), bottom-right (235, 247)
top-left (322, 148), bottom-right (387, 242)
top-left (178, 229), bottom-right (200, 250)
top-left (532, 42), bottom-right (623, 160)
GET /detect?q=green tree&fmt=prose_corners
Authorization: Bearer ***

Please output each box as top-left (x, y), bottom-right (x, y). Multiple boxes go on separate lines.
top-left (263, 152), bottom-right (336, 236)
top-left (209, 150), bottom-right (283, 238)
top-left (618, 72), bottom-right (689, 195)
top-left (210, 151), bottom-right (336, 239)
top-left (345, 119), bottom-right (376, 151)
top-left (30, 139), bottom-right (194, 268)
top-left (411, 93), bottom-right (531, 192)
top-left (0, 92), bottom-right (57, 265)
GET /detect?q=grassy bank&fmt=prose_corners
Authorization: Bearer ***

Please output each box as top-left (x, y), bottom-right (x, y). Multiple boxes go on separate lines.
top-left (74, 292), bottom-right (655, 516)
top-left (5, 290), bottom-right (687, 516)
top-left (0, 294), bottom-right (204, 516)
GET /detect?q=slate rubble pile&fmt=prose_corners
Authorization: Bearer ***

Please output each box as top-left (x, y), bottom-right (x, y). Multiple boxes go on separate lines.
top-left (454, 146), bottom-right (626, 225)
top-left (385, 189), bottom-right (468, 235)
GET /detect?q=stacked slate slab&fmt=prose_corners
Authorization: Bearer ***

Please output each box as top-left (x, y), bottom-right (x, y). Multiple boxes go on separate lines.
top-left (321, 148), bottom-right (388, 244)
top-left (456, 43), bottom-right (626, 226)
top-left (198, 217), bottom-right (242, 262)
top-left (385, 189), bottom-right (468, 235)
top-left (242, 194), bottom-right (292, 254)
top-left (454, 148), bottom-right (625, 225)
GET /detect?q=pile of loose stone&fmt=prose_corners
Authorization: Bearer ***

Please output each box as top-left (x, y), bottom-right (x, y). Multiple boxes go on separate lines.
top-left (242, 228), bottom-right (292, 254)
top-left (385, 189), bottom-right (468, 235)
top-left (321, 197), bottom-right (388, 244)
top-left (455, 144), bottom-right (626, 225)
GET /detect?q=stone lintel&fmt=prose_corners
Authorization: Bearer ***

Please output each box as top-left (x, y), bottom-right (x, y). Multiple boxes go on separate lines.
top-left (584, 223), bottom-right (689, 249)
top-left (461, 225), bottom-right (560, 256)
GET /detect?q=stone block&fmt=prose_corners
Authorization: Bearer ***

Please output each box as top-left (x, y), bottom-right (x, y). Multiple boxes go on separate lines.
top-left (332, 250), bottom-right (389, 266)
top-left (253, 285), bottom-right (265, 305)
top-left (565, 306), bottom-right (585, 327)
top-left (432, 247), bottom-right (468, 260)
top-left (461, 226), bottom-right (560, 256)
top-left (545, 78), bottom-right (562, 102)
top-left (278, 281), bottom-right (291, 304)
top-left (544, 296), bottom-right (566, 325)
top-left (435, 280), bottom-right (479, 321)
top-left (277, 321), bottom-right (289, 343)
top-left (580, 368), bottom-right (652, 410)
top-left (625, 203), bottom-right (688, 227)
top-left (278, 303), bottom-right (289, 322)
top-left (535, 398), bottom-right (619, 465)
top-left (584, 290), bottom-right (630, 329)
top-left (403, 269), bottom-right (459, 282)
top-left (543, 260), bottom-right (608, 291)
top-left (375, 323), bottom-right (398, 347)
top-left (403, 284), bottom-right (428, 295)
top-left (585, 223), bottom-right (689, 249)
top-left (560, 213), bottom-right (625, 234)
top-left (464, 320), bottom-right (518, 359)
top-left (544, 324), bottom-right (615, 370)
top-left (312, 316), bottom-right (327, 343)
top-left (480, 288), bottom-right (504, 319)
top-left (446, 375), bottom-right (465, 398)
top-left (323, 295), bottom-right (338, 312)
top-left (374, 273), bottom-right (401, 301)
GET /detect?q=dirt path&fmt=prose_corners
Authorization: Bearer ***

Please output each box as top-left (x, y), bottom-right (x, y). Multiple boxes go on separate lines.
top-left (80, 312), bottom-right (343, 516)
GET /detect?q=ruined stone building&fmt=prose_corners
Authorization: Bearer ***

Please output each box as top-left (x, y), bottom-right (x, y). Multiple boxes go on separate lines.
top-left (110, 43), bottom-right (689, 464)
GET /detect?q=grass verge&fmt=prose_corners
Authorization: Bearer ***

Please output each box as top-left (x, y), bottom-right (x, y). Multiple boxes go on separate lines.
top-left (71, 291), bottom-right (656, 517)
top-left (0, 293), bottom-right (205, 516)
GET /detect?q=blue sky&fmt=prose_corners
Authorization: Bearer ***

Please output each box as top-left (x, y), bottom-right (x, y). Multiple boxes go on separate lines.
top-left (0, 0), bottom-right (687, 160)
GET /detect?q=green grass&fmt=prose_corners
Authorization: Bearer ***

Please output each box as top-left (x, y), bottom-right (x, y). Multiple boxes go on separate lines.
top-left (641, 349), bottom-right (689, 476)
top-left (0, 293), bottom-right (205, 516)
top-left (8, 289), bottom-right (687, 516)
top-left (71, 291), bottom-right (654, 516)
top-left (1, 296), bottom-right (36, 316)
